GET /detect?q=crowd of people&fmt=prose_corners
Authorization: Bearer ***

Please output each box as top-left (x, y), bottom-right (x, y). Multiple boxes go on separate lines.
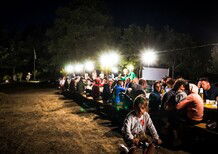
top-left (59, 69), bottom-right (218, 153)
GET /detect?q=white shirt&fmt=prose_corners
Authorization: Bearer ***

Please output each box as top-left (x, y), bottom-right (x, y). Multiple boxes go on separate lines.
top-left (122, 111), bottom-right (159, 141)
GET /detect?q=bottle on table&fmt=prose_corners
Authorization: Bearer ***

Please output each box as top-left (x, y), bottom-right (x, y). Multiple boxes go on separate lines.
top-left (199, 88), bottom-right (204, 101)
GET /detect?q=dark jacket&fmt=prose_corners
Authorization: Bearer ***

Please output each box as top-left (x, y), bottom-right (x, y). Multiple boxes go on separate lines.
top-left (161, 89), bottom-right (177, 111)
top-left (149, 90), bottom-right (162, 112)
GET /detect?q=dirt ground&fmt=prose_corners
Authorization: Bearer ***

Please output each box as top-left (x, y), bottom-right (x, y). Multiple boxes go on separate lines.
top-left (0, 86), bottom-right (190, 154)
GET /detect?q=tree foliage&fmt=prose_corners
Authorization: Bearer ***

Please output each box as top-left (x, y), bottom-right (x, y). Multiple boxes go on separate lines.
top-left (0, 1), bottom-right (216, 81)
top-left (47, 0), bottom-right (119, 69)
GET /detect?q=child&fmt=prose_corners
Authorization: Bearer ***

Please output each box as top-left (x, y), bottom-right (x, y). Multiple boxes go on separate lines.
top-left (121, 95), bottom-right (162, 153)
top-left (112, 80), bottom-right (126, 104)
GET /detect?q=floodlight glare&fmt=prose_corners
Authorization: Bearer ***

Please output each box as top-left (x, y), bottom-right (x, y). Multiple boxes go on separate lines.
top-left (84, 61), bottom-right (95, 72)
top-left (99, 51), bottom-right (120, 69)
top-left (141, 49), bottom-right (157, 66)
top-left (109, 52), bottom-right (119, 65)
top-left (65, 65), bottom-right (74, 74)
top-left (99, 54), bottom-right (109, 68)
top-left (111, 66), bottom-right (118, 73)
top-left (75, 64), bottom-right (83, 73)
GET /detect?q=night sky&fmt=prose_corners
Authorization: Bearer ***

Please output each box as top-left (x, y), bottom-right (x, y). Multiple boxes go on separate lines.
top-left (0, 0), bottom-right (217, 42)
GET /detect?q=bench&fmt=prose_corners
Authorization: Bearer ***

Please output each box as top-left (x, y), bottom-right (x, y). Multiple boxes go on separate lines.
top-left (194, 122), bottom-right (218, 135)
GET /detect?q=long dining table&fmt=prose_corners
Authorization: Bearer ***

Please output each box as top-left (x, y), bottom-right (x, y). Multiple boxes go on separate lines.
top-left (204, 103), bottom-right (217, 110)
top-left (203, 102), bottom-right (217, 122)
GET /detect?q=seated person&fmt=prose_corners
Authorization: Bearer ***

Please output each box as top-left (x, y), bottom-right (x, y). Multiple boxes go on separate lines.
top-left (122, 95), bottom-right (162, 153)
top-left (199, 77), bottom-right (218, 101)
top-left (69, 78), bottom-right (76, 93)
top-left (76, 77), bottom-right (85, 94)
top-left (112, 80), bottom-right (126, 104)
top-left (159, 78), bottom-right (188, 146)
top-left (91, 78), bottom-right (102, 100)
top-left (176, 83), bottom-right (204, 125)
top-left (149, 81), bottom-right (162, 112)
top-left (165, 78), bottom-right (175, 93)
top-left (129, 78), bottom-right (147, 100)
top-left (102, 78), bottom-right (112, 103)
top-left (162, 78), bottom-right (188, 111)
top-left (124, 77), bottom-right (131, 89)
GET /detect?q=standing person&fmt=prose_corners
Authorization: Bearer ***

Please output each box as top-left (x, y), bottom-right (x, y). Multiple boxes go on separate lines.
top-left (122, 68), bottom-right (137, 81)
top-left (122, 95), bottom-right (162, 154)
top-left (199, 77), bottom-right (218, 101)
top-left (26, 72), bottom-right (31, 82)
top-left (13, 74), bottom-right (17, 82)
top-left (17, 72), bottom-right (23, 82)
top-left (149, 81), bottom-right (162, 113)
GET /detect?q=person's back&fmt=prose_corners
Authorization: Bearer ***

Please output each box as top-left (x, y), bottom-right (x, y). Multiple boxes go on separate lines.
top-left (77, 79), bottom-right (85, 94)
top-left (64, 77), bottom-right (69, 91)
top-left (162, 78), bottom-right (188, 111)
top-left (175, 91), bottom-right (187, 103)
top-left (92, 85), bottom-right (100, 100)
top-left (113, 81), bottom-right (125, 103)
top-left (129, 83), bottom-right (145, 100)
top-left (161, 89), bottom-right (176, 110)
top-left (102, 83), bottom-right (111, 102)
top-left (149, 91), bottom-right (161, 112)
top-left (165, 78), bottom-right (175, 93)
top-left (69, 79), bottom-right (76, 93)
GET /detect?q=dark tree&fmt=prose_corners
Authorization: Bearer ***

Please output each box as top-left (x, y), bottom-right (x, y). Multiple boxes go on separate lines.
top-left (47, 0), bottom-right (118, 70)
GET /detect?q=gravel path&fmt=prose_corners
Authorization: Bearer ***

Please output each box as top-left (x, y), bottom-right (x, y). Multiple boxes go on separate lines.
top-left (0, 88), bottom-right (189, 154)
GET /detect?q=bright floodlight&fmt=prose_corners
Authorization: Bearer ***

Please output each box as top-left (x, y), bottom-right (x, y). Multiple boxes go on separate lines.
top-left (111, 66), bottom-right (118, 73)
top-left (141, 49), bottom-right (157, 66)
top-left (109, 52), bottom-right (119, 65)
top-left (99, 52), bottom-right (120, 69)
top-left (84, 61), bottom-right (95, 72)
top-left (65, 64), bottom-right (74, 73)
top-left (75, 64), bottom-right (83, 73)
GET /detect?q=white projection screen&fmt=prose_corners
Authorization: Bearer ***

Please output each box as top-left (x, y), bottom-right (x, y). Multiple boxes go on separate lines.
top-left (142, 67), bottom-right (169, 80)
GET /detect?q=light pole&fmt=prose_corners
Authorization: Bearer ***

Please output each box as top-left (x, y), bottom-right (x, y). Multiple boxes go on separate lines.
top-left (33, 48), bottom-right (36, 80)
